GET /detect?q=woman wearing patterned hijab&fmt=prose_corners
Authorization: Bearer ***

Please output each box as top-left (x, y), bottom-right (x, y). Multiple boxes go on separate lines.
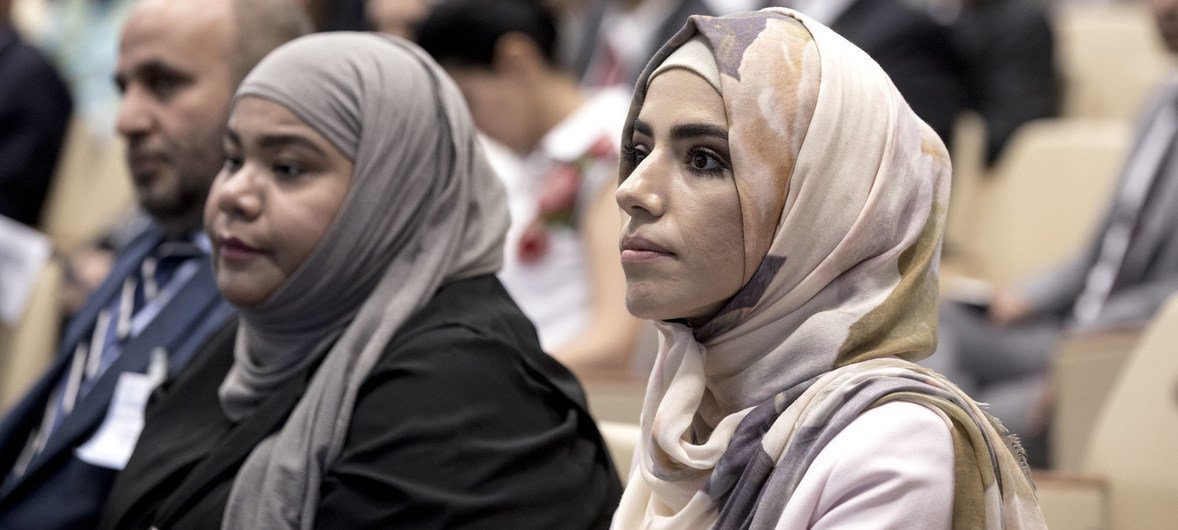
top-left (100, 33), bottom-right (621, 529)
top-left (612, 8), bottom-right (1044, 528)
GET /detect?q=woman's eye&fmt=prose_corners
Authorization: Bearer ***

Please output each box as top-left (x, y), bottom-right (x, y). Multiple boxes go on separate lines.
top-left (222, 154), bottom-right (242, 172)
top-left (273, 162), bottom-right (304, 179)
top-left (622, 143), bottom-right (648, 164)
top-left (687, 148), bottom-right (727, 174)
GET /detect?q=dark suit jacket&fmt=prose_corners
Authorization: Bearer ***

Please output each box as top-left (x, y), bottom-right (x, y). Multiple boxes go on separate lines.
top-left (0, 224), bottom-right (233, 529)
top-left (952, 0), bottom-right (1060, 165)
top-left (101, 275), bottom-right (622, 529)
top-left (825, 0), bottom-right (968, 148)
top-left (572, 0), bottom-right (715, 88)
top-left (0, 24), bottom-right (72, 227)
top-left (1022, 78), bottom-right (1178, 330)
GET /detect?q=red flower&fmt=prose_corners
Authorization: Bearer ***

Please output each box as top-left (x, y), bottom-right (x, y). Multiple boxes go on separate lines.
top-left (516, 135), bottom-right (616, 263)
top-left (518, 221), bottom-right (550, 264)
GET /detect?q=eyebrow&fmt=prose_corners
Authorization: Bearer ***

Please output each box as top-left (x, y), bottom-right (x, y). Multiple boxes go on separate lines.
top-left (631, 119), bottom-right (728, 141)
top-left (632, 119), bottom-right (653, 137)
top-left (258, 133), bottom-right (327, 154)
top-left (113, 60), bottom-right (189, 92)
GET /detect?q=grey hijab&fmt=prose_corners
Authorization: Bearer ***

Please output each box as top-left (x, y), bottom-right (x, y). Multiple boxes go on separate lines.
top-left (217, 32), bottom-right (509, 528)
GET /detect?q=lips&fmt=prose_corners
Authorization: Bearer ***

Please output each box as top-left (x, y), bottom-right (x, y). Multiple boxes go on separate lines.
top-left (217, 235), bottom-right (263, 263)
top-left (620, 234), bottom-right (675, 263)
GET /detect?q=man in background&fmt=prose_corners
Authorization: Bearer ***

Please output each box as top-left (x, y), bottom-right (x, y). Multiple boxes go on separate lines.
top-left (0, 0), bottom-right (310, 526)
top-left (929, 0), bottom-right (1178, 467)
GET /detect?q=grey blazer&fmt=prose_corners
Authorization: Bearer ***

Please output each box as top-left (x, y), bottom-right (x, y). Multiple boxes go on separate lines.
top-left (1022, 76), bottom-right (1178, 329)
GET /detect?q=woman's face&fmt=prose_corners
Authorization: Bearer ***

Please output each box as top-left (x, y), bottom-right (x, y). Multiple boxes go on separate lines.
top-left (616, 68), bottom-right (745, 323)
top-left (205, 96), bottom-right (353, 307)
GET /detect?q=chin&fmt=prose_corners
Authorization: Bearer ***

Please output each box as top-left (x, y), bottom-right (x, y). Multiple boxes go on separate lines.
top-left (216, 277), bottom-right (268, 308)
top-left (624, 290), bottom-right (677, 322)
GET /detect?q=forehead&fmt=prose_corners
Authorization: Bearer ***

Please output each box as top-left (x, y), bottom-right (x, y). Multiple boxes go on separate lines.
top-left (637, 69), bottom-right (727, 129)
top-left (116, 4), bottom-right (232, 76)
top-left (229, 97), bottom-right (306, 133)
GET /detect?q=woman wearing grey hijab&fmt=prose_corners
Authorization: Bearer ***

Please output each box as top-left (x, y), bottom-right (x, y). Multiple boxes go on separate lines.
top-left (99, 33), bottom-right (622, 529)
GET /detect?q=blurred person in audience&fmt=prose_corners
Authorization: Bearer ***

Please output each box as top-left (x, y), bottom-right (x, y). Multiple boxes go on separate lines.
top-left (0, 0), bottom-right (72, 227)
top-left (952, 0), bottom-right (1060, 166)
top-left (417, 0), bottom-right (642, 376)
top-left (367, 0), bottom-right (431, 37)
top-left (766, 0), bottom-right (969, 148)
top-left (611, 8), bottom-right (1042, 527)
top-left (0, 0), bottom-right (309, 527)
top-left (928, 0), bottom-right (1178, 468)
top-left (571, 0), bottom-right (715, 88)
top-left (100, 32), bottom-right (622, 529)
top-left (298, 0), bottom-right (369, 30)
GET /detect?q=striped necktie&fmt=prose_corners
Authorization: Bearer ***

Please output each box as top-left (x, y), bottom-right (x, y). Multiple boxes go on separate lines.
top-left (9, 238), bottom-right (202, 475)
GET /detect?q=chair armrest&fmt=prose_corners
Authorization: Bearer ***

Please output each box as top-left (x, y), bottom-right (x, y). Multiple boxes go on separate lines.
top-left (581, 374), bottom-right (647, 425)
top-left (1050, 326), bottom-right (1144, 471)
top-left (1032, 470), bottom-right (1109, 529)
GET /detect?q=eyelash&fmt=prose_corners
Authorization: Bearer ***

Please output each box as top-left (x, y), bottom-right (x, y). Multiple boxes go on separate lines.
top-left (272, 161), bottom-right (305, 180)
top-left (685, 147), bottom-right (729, 176)
top-left (621, 142), bottom-right (730, 178)
top-left (621, 143), bottom-right (647, 164)
top-left (222, 151), bottom-right (242, 173)
top-left (220, 152), bottom-right (307, 182)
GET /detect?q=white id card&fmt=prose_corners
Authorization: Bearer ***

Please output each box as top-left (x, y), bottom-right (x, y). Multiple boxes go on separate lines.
top-left (75, 350), bottom-right (167, 469)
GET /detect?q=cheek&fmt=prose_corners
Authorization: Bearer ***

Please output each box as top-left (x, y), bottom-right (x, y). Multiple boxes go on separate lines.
top-left (708, 211), bottom-right (747, 282)
top-left (272, 202), bottom-right (338, 276)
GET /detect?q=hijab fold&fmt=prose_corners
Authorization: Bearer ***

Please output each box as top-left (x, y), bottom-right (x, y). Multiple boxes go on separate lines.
top-left (612, 9), bottom-right (1044, 528)
top-left (215, 33), bottom-right (509, 529)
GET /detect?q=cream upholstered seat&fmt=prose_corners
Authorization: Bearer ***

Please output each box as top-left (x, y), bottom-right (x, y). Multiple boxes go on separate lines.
top-left (1080, 294), bottom-right (1178, 529)
top-left (1056, 3), bottom-right (1175, 121)
top-left (1050, 326), bottom-right (1143, 473)
top-left (1037, 294), bottom-right (1178, 529)
top-left (945, 118), bottom-right (1130, 287)
top-left (0, 260), bottom-right (63, 413)
top-left (597, 420), bottom-right (640, 486)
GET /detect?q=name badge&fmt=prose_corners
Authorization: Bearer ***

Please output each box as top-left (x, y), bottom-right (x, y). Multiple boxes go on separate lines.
top-left (75, 349), bottom-right (168, 469)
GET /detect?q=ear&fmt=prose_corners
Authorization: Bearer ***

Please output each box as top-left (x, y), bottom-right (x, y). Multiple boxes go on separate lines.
top-left (491, 32), bottom-right (549, 77)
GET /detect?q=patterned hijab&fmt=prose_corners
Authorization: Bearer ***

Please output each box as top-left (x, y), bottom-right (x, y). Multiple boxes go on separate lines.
top-left (612, 9), bottom-right (1044, 529)
top-left (215, 33), bottom-right (509, 528)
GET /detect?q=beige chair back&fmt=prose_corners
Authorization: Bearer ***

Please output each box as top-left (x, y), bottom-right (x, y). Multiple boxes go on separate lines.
top-left (597, 420), bottom-right (640, 485)
top-left (1056, 3), bottom-right (1175, 121)
top-left (0, 260), bottom-right (63, 414)
top-left (952, 119), bottom-right (1129, 286)
top-left (1082, 294), bottom-right (1178, 530)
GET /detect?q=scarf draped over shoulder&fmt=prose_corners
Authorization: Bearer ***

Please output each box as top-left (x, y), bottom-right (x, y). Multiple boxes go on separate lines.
top-left (215, 33), bottom-right (510, 529)
top-left (612, 8), bottom-right (1044, 529)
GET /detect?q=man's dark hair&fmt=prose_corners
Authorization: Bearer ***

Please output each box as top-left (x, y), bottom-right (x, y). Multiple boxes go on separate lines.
top-left (416, 0), bottom-right (559, 68)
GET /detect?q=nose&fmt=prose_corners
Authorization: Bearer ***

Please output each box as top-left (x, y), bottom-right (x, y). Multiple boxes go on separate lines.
top-left (210, 163), bottom-right (263, 222)
top-left (116, 85), bottom-right (153, 140)
top-left (616, 157), bottom-right (666, 219)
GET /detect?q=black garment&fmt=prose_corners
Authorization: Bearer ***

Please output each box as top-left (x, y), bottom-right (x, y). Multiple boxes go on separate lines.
top-left (0, 24), bottom-right (72, 226)
top-left (570, 0), bottom-right (715, 88)
top-left (952, 0), bottom-right (1060, 165)
top-left (100, 275), bottom-right (622, 529)
top-left (829, 0), bottom-right (969, 149)
top-left (0, 226), bottom-right (232, 530)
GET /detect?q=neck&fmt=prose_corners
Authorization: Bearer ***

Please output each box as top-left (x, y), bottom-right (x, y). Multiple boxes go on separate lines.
top-left (157, 211), bottom-right (203, 239)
